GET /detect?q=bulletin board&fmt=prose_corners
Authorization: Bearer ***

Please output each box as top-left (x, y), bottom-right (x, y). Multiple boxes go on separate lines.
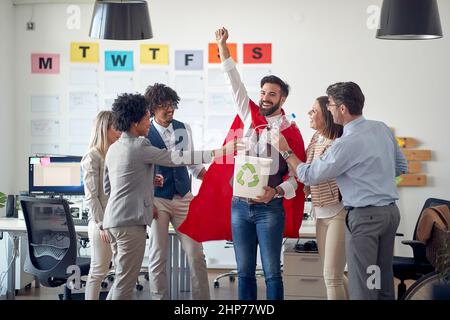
top-left (29, 41), bottom-right (274, 155)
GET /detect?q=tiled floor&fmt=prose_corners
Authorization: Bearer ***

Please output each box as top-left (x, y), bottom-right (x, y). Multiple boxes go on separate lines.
top-left (9, 269), bottom-right (412, 300)
top-left (11, 269), bottom-right (268, 300)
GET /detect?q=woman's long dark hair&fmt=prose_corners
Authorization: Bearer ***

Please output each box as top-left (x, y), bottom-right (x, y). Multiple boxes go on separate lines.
top-left (316, 96), bottom-right (343, 140)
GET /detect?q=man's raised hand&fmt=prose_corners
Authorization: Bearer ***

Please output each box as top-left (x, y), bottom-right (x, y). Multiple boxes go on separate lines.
top-left (215, 27), bottom-right (229, 45)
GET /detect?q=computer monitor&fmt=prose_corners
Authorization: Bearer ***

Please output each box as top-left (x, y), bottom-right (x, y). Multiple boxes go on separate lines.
top-left (28, 156), bottom-right (85, 196)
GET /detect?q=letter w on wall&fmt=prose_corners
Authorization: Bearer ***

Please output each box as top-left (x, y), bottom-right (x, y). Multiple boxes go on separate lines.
top-left (105, 51), bottom-right (134, 71)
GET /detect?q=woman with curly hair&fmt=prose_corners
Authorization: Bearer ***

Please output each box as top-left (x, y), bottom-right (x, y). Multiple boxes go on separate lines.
top-left (103, 93), bottom-right (237, 299)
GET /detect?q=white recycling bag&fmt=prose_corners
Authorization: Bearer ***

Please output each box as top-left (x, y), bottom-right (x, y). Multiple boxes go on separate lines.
top-left (233, 155), bottom-right (273, 199)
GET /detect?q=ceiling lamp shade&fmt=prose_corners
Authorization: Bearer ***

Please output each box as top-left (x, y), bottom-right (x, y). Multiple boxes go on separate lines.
top-left (89, 0), bottom-right (153, 40)
top-left (376, 0), bottom-right (443, 40)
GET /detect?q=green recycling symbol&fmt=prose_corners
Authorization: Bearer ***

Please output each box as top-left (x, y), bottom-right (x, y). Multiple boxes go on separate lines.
top-left (236, 163), bottom-right (260, 188)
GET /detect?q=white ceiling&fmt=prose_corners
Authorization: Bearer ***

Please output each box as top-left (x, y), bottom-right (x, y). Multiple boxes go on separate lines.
top-left (12, 0), bottom-right (94, 4)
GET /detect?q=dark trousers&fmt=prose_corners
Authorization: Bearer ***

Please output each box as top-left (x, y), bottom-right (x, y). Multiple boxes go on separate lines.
top-left (345, 203), bottom-right (400, 300)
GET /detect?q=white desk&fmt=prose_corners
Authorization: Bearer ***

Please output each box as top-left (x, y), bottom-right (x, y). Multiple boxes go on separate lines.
top-left (298, 220), bottom-right (316, 238)
top-left (284, 220), bottom-right (323, 299)
top-left (0, 218), bottom-right (188, 300)
top-left (0, 217), bottom-right (88, 233)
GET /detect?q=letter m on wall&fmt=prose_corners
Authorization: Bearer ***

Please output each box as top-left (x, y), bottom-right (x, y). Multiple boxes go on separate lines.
top-left (31, 54), bottom-right (60, 74)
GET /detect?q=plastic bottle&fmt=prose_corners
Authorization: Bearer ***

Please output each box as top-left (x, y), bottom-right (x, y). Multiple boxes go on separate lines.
top-left (270, 113), bottom-right (297, 131)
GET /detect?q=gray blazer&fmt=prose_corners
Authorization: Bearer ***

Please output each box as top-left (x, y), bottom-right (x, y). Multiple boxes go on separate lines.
top-left (103, 132), bottom-right (212, 229)
top-left (81, 148), bottom-right (108, 229)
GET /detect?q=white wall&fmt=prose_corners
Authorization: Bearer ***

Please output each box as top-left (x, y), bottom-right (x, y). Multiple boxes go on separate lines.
top-left (0, 0), bottom-right (15, 216)
top-left (12, 0), bottom-right (450, 258)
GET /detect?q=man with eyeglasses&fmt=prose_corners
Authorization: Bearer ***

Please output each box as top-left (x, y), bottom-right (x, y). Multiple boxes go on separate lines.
top-left (270, 81), bottom-right (408, 300)
top-left (144, 83), bottom-right (210, 300)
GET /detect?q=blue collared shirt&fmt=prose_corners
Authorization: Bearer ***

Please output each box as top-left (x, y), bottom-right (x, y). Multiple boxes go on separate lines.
top-left (296, 117), bottom-right (408, 207)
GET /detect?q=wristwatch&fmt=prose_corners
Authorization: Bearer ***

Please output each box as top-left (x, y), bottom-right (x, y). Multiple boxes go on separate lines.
top-left (273, 186), bottom-right (283, 199)
top-left (280, 149), bottom-right (293, 160)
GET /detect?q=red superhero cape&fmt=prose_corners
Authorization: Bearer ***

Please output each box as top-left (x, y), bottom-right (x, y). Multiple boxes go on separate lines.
top-left (178, 100), bottom-right (306, 242)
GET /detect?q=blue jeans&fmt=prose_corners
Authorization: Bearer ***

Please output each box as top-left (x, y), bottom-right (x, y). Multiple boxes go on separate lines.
top-left (231, 197), bottom-right (285, 300)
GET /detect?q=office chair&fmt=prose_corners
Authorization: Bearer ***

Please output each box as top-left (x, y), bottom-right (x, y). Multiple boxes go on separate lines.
top-left (402, 226), bottom-right (450, 300)
top-left (213, 241), bottom-right (265, 288)
top-left (393, 198), bottom-right (450, 299)
top-left (19, 196), bottom-right (90, 300)
top-left (213, 241), bottom-right (236, 288)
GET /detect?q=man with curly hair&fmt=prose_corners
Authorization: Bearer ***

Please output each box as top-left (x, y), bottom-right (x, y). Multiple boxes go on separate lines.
top-left (144, 83), bottom-right (210, 300)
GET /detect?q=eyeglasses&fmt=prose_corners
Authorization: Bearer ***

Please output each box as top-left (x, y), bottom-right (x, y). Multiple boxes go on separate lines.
top-left (156, 102), bottom-right (178, 110)
top-left (326, 103), bottom-right (339, 109)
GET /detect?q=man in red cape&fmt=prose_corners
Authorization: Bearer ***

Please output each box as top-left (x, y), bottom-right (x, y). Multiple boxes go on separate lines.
top-left (178, 103), bottom-right (306, 242)
top-left (179, 28), bottom-right (306, 243)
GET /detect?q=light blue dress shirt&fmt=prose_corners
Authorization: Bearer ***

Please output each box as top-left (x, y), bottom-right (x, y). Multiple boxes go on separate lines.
top-left (296, 117), bottom-right (408, 207)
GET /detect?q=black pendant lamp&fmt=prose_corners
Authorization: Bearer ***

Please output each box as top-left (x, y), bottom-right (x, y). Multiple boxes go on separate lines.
top-left (89, 0), bottom-right (153, 40)
top-left (376, 0), bottom-right (443, 40)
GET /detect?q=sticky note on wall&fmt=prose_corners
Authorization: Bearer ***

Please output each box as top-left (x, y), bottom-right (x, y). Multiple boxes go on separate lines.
top-left (208, 43), bottom-right (238, 63)
top-left (71, 42), bottom-right (99, 63)
top-left (243, 43), bottom-right (272, 64)
top-left (40, 157), bottom-right (51, 166)
top-left (175, 50), bottom-right (203, 70)
top-left (105, 51), bottom-right (134, 71)
top-left (31, 54), bottom-right (60, 74)
top-left (140, 44), bottom-right (169, 65)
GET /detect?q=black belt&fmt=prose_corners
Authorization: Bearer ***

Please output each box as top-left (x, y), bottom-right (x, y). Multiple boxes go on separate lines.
top-left (344, 202), bottom-right (395, 212)
top-left (233, 196), bottom-right (259, 204)
top-left (233, 196), bottom-right (282, 205)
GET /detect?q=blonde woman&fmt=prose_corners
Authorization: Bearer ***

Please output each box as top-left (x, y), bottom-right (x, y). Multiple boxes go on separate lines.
top-left (305, 96), bottom-right (347, 300)
top-left (82, 111), bottom-right (121, 300)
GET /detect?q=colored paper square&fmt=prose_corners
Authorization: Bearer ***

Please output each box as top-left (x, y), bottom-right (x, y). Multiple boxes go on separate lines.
top-left (140, 44), bottom-right (169, 65)
top-left (30, 157), bottom-right (40, 164)
top-left (105, 51), bottom-right (134, 71)
top-left (175, 50), bottom-right (203, 70)
top-left (40, 157), bottom-right (51, 166)
top-left (208, 43), bottom-right (238, 63)
top-left (31, 54), bottom-right (60, 74)
top-left (71, 42), bottom-right (99, 63)
top-left (243, 43), bottom-right (272, 64)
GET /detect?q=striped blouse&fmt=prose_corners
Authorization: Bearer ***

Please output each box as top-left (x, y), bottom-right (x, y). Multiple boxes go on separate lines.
top-left (305, 132), bottom-right (343, 219)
